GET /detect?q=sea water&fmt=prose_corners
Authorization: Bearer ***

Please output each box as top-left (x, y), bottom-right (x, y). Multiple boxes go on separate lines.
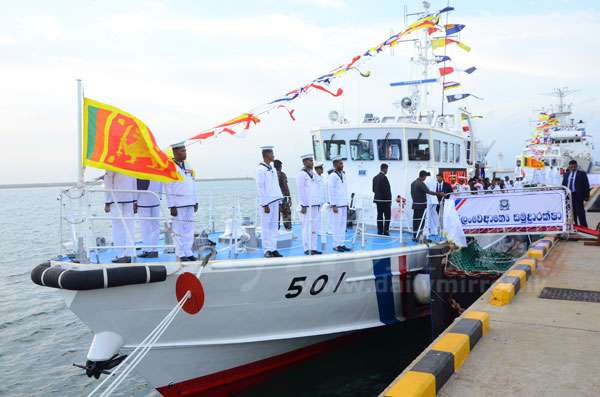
top-left (0, 182), bottom-right (430, 397)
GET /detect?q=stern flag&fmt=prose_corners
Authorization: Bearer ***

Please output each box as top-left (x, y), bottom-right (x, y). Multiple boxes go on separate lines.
top-left (83, 98), bottom-right (183, 182)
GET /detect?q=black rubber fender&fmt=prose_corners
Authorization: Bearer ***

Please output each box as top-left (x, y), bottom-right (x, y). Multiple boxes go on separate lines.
top-left (31, 262), bottom-right (167, 290)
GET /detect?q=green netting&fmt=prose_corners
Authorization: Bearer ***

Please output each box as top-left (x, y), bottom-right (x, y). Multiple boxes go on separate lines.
top-left (448, 240), bottom-right (517, 273)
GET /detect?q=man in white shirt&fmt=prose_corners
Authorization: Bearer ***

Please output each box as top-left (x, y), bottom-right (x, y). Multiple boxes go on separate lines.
top-left (514, 177), bottom-right (524, 189)
top-left (104, 171), bottom-right (137, 263)
top-left (256, 146), bottom-right (284, 258)
top-left (166, 143), bottom-right (198, 261)
top-left (296, 154), bottom-right (322, 255)
top-left (327, 156), bottom-right (351, 252)
top-left (136, 179), bottom-right (163, 258)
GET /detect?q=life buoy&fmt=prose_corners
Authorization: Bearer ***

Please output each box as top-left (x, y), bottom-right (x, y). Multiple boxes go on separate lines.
top-left (30, 262), bottom-right (167, 291)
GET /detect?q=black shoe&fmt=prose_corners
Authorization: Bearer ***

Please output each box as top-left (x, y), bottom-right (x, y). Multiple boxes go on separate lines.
top-left (304, 250), bottom-right (311, 255)
top-left (187, 256), bottom-right (198, 261)
top-left (333, 246), bottom-right (345, 252)
top-left (271, 250), bottom-right (283, 257)
top-left (180, 256), bottom-right (191, 262)
top-left (112, 256), bottom-right (131, 263)
top-left (383, 232), bottom-right (390, 236)
top-left (341, 246), bottom-right (352, 252)
top-left (137, 252), bottom-right (150, 258)
top-left (264, 251), bottom-right (274, 258)
top-left (146, 251), bottom-right (159, 258)
top-left (311, 250), bottom-right (322, 255)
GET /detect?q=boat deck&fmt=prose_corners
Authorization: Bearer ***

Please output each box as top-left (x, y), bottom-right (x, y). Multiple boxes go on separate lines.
top-left (63, 224), bottom-right (443, 264)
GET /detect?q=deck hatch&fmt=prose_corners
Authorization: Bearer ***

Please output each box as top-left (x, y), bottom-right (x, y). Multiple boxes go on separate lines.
top-left (539, 287), bottom-right (600, 303)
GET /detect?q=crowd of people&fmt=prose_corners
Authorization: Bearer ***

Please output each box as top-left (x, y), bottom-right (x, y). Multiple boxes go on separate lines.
top-left (103, 142), bottom-right (592, 263)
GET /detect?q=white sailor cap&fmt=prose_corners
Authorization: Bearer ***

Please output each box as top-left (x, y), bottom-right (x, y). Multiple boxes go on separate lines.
top-left (314, 161), bottom-right (324, 168)
top-left (260, 145), bottom-right (274, 151)
top-left (331, 155), bottom-right (343, 161)
top-left (171, 142), bottom-right (186, 149)
top-left (300, 153), bottom-right (314, 161)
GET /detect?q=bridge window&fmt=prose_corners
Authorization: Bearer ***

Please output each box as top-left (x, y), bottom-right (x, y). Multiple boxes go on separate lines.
top-left (455, 144), bottom-right (461, 162)
top-left (324, 140), bottom-right (348, 160)
top-left (312, 136), bottom-right (324, 162)
top-left (377, 139), bottom-right (402, 160)
top-left (433, 140), bottom-right (441, 162)
top-left (449, 143), bottom-right (455, 163)
top-left (350, 139), bottom-right (374, 161)
top-left (442, 142), bottom-right (448, 162)
top-left (408, 139), bottom-right (430, 161)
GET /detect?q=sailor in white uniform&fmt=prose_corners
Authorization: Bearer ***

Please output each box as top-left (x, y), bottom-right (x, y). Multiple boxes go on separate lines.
top-left (256, 146), bottom-right (284, 258)
top-left (514, 177), bottom-right (524, 189)
top-left (327, 156), bottom-right (351, 252)
top-left (104, 171), bottom-right (137, 263)
top-left (314, 162), bottom-right (329, 237)
top-left (296, 154), bottom-right (322, 255)
top-left (136, 179), bottom-right (164, 258)
top-left (165, 143), bottom-right (198, 261)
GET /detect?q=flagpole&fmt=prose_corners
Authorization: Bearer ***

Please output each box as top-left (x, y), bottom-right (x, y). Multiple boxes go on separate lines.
top-left (77, 79), bottom-right (85, 186)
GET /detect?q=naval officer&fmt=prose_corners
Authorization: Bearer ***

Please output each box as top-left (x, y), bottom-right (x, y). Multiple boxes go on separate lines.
top-left (314, 162), bottom-right (329, 237)
top-left (296, 154), bottom-right (322, 255)
top-left (256, 146), bottom-right (284, 257)
top-left (166, 143), bottom-right (198, 261)
top-left (135, 179), bottom-right (163, 258)
top-left (327, 155), bottom-right (351, 252)
top-left (104, 171), bottom-right (137, 263)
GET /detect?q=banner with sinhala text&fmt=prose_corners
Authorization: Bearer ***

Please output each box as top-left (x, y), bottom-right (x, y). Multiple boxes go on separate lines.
top-left (452, 189), bottom-right (568, 235)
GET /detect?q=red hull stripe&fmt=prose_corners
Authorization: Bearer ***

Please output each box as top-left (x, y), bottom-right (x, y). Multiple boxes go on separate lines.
top-left (157, 334), bottom-right (359, 397)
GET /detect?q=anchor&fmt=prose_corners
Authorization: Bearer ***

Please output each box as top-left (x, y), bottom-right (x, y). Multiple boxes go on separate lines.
top-left (73, 354), bottom-right (127, 379)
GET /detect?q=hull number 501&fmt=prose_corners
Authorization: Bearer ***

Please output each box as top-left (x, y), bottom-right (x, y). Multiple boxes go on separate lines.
top-left (285, 272), bottom-right (346, 299)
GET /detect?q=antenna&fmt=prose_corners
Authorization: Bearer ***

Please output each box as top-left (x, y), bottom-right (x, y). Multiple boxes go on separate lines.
top-left (541, 87), bottom-right (578, 114)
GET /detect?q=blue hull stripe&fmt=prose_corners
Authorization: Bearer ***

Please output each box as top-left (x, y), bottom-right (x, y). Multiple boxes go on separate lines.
top-left (373, 257), bottom-right (398, 325)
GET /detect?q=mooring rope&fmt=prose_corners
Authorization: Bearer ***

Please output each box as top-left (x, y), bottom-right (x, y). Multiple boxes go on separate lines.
top-left (87, 290), bottom-right (190, 397)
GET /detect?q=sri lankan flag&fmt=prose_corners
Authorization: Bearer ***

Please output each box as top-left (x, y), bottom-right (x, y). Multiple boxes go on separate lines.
top-left (83, 98), bottom-right (182, 182)
top-left (522, 156), bottom-right (544, 169)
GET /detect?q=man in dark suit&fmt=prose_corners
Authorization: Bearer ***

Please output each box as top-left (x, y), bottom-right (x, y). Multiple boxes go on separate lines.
top-left (562, 160), bottom-right (590, 227)
top-left (411, 170), bottom-right (444, 240)
top-left (373, 163), bottom-right (392, 235)
top-left (434, 173), bottom-right (453, 213)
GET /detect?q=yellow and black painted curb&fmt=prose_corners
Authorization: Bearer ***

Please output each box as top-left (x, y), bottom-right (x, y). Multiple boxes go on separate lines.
top-left (527, 235), bottom-right (556, 259)
top-left (490, 235), bottom-right (555, 306)
top-left (384, 311), bottom-right (490, 397)
top-left (489, 256), bottom-right (535, 306)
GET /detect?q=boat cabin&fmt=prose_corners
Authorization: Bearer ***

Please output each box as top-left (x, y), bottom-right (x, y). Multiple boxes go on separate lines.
top-left (311, 113), bottom-right (469, 205)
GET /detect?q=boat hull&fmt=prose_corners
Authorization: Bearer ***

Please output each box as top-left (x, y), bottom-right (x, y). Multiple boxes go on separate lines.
top-left (64, 246), bottom-right (430, 395)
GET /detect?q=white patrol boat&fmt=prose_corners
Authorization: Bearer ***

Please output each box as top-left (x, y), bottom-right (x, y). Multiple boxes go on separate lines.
top-left (31, 6), bottom-right (477, 397)
top-left (518, 87), bottom-right (594, 182)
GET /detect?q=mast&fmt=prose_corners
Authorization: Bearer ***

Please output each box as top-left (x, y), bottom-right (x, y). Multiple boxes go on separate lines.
top-left (77, 79), bottom-right (85, 186)
top-left (405, 1), bottom-right (434, 122)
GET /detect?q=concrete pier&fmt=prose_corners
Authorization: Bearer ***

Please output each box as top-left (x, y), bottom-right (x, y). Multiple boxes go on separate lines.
top-left (382, 196), bottom-right (600, 397)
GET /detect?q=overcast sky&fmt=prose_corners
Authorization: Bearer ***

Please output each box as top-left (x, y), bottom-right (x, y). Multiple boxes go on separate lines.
top-left (1, 0), bottom-right (599, 183)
